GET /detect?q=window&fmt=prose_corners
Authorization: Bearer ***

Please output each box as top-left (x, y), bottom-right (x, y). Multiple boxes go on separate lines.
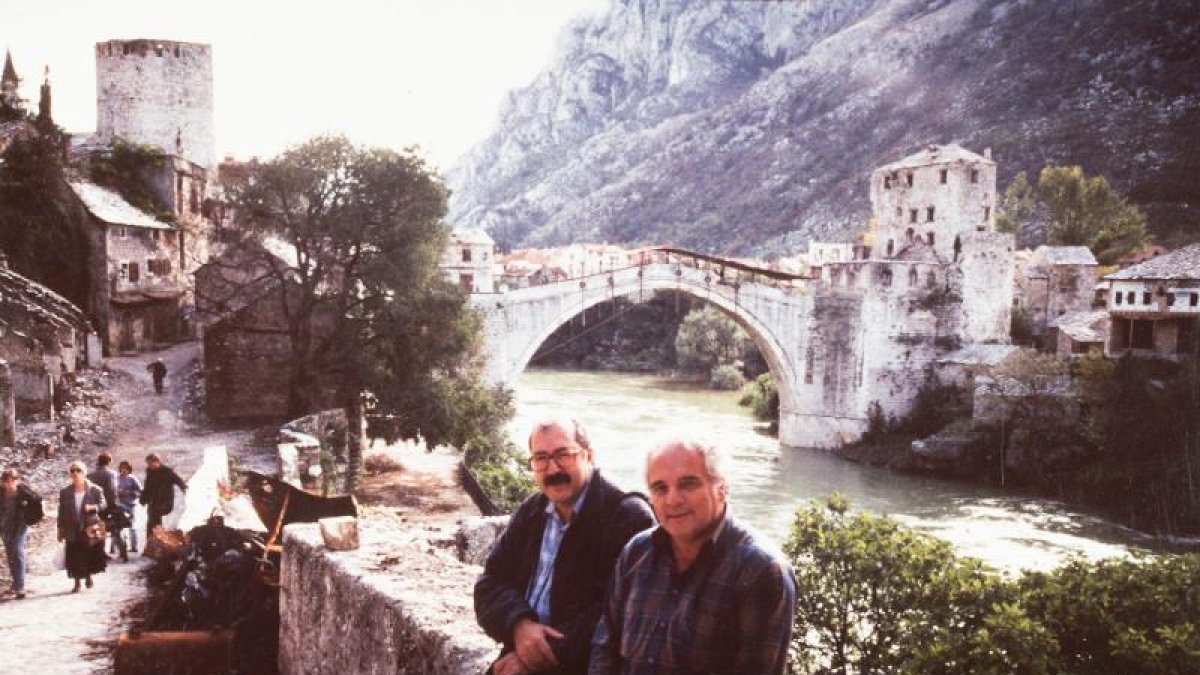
top-left (909, 209), bottom-right (918, 223)
top-left (119, 262), bottom-right (128, 280)
top-left (927, 232), bottom-right (935, 246)
top-left (1126, 291), bottom-right (1135, 305)
top-left (906, 227), bottom-right (914, 241)
top-left (970, 169), bottom-right (979, 184)
top-left (886, 240), bottom-right (894, 257)
top-left (984, 206), bottom-right (991, 221)
top-left (1168, 293), bottom-right (1176, 307)
top-left (128, 262), bottom-right (139, 283)
top-left (906, 173), bottom-right (914, 187)
top-left (114, 226), bottom-right (127, 239)
top-left (1115, 292), bottom-right (1123, 306)
top-left (908, 267), bottom-right (918, 286)
top-left (926, 270), bottom-right (937, 288)
top-left (461, 248), bottom-right (472, 263)
top-left (1192, 293), bottom-right (1198, 307)
top-left (880, 268), bottom-right (892, 288)
top-left (939, 169), bottom-right (948, 184)
top-left (458, 274), bottom-right (474, 292)
top-left (884, 176), bottom-right (892, 190)
top-left (926, 206), bottom-right (935, 222)
top-left (1142, 292), bottom-right (1152, 305)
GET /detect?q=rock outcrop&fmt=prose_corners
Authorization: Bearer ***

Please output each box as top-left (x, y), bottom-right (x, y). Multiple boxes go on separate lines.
top-left (448, 0), bottom-right (1200, 255)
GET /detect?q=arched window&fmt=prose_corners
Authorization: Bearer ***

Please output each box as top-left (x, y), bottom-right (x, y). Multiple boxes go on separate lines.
top-left (908, 267), bottom-right (918, 287)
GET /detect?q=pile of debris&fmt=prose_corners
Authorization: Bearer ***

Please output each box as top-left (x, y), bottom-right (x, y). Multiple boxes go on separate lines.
top-left (122, 517), bottom-right (280, 675)
top-left (57, 366), bottom-right (126, 445)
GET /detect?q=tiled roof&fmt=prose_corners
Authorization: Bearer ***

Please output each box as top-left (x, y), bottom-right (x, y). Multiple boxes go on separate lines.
top-left (1105, 242), bottom-right (1200, 281)
top-left (69, 181), bottom-right (173, 230)
top-left (875, 144), bottom-right (993, 173)
top-left (450, 227), bottom-right (493, 246)
top-left (0, 265), bottom-right (89, 332)
top-left (1048, 310), bottom-right (1109, 343)
top-left (1033, 245), bottom-right (1097, 266)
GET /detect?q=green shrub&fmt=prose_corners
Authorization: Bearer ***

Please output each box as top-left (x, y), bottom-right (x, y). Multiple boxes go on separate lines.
top-left (709, 363), bottom-right (746, 390)
top-left (738, 372), bottom-right (779, 422)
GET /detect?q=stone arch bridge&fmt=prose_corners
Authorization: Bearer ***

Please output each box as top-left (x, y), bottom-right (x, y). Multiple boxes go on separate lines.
top-left (471, 247), bottom-right (1005, 448)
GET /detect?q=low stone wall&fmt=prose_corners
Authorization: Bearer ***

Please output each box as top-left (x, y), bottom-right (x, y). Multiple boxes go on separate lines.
top-left (279, 520), bottom-right (495, 675)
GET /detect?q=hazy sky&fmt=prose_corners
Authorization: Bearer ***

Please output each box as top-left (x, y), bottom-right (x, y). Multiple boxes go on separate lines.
top-left (2, 0), bottom-right (608, 171)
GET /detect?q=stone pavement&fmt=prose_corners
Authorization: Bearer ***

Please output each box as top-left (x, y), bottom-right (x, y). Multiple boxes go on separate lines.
top-left (0, 554), bottom-right (151, 674)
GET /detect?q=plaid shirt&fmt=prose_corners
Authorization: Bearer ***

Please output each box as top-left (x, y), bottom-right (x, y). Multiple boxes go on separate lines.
top-left (589, 512), bottom-right (796, 675)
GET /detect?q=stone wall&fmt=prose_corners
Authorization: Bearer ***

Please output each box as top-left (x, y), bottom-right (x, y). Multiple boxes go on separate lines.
top-left (279, 521), bottom-right (495, 675)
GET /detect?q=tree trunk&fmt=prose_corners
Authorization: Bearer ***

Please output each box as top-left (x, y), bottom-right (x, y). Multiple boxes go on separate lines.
top-left (344, 390), bottom-right (366, 494)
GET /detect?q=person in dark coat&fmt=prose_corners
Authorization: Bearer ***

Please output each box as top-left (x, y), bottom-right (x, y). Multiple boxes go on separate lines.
top-left (474, 418), bottom-right (655, 675)
top-left (147, 358), bottom-right (167, 395)
top-left (87, 451), bottom-right (124, 561)
top-left (140, 453), bottom-right (187, 536)
top-left (57, 461), bottom-right (107, 592)
top-left (1, 467), bottom-right (41, 599)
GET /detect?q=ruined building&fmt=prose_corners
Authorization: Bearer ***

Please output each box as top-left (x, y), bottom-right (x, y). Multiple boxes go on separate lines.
top-left (808, 144), bottom-right (1014, 437)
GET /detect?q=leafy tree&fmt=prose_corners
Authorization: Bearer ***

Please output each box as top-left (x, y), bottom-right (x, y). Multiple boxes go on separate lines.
top-left (228, 135), bottom-right (508, 490)
top-left (0, 122), bottom-right (91, 307)
top-left (738, 372), bottom-right (779, 423)
top-left (996, 171), bottom-right (1036, 235)
top-left (674, 305), bottom-right (749, 378)
top-left (1039, 166), bottom-right (1149, 264)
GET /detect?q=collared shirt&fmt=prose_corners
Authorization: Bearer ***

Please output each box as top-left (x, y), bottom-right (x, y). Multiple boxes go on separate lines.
top-left (589, 512), bottom-right (796, 675)
top-left (526, 478), bottom-right (592, 624)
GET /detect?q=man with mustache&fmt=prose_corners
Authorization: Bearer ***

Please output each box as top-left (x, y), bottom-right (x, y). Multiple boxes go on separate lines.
top-left (589, 439), bottom-right (796, 675)
top-left (475, 418), bottom-right (655, 675)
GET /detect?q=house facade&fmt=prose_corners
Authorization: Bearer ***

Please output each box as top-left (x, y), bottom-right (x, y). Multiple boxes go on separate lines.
top-left (441, 227), bottom-right (495, 293)
top-left (1104, 242), bottom-right (1200, 359)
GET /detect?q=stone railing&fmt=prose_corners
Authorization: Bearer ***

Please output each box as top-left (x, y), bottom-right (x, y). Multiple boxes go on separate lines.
top-left (279, 520), bottom-right (496, 674)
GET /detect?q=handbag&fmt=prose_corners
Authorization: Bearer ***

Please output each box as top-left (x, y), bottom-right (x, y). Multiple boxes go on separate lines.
top-left (84, 512), bottom-right (107, 546)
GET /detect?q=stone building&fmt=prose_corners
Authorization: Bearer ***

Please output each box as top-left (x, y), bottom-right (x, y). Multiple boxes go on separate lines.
top-left (441, 227), bottom-right (495, 293)
top-left (70, 180), bottom-right (187, 353)
top-left (1104, 242), bottom-right (1200, 359)
top-left (1047, 310), bottom-right (1109, 358)
top-left (94, 39), bottom-right (216, 172)
top-left (0, 256), bottom-right (91, 422)
top-left (810, 143), bottom-right (1014, 434)
top-left (1015, 245), bottom-right (1100, 343)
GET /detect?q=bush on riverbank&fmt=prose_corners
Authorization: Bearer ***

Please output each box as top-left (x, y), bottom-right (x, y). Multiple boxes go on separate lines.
top-left (786, 495), bottom-right (1200, 675)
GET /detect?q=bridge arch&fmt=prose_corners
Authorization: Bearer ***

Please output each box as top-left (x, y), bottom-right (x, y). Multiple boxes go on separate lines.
top-left (497, 265), bottom-right (802, 432)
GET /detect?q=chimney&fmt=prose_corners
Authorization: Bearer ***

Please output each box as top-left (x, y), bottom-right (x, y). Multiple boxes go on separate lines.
top-left (984, 147), bottom-right (992, 160)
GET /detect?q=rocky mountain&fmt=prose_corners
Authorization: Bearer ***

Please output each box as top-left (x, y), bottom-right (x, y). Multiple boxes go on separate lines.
top-left (447, 0), bottom-right (1200, 256)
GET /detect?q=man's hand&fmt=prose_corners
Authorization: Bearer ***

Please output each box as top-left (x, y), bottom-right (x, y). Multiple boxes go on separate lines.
top-left (512, 618), bottom-right (563, 672)
top-left (491, 651), bottom-right (528, 675)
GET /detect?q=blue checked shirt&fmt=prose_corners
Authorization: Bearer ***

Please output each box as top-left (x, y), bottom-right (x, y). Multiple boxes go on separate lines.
top-left (589, 511), bottom-right (796, 675)
top-left (526, 479), bottom-right (592, 623)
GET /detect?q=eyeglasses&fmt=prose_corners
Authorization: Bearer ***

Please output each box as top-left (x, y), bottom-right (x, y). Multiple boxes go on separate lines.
top-left (528, 448), bottom-right (583, 471)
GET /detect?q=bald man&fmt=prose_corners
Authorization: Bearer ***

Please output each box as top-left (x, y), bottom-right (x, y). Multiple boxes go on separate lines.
top-left (590, 440), bottom-right (796, 675)
top-left (475, 418), bottom-right (655, 675)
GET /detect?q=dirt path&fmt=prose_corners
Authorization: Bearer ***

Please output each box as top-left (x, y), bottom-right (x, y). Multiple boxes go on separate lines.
top-left (0, 342), bottom-right (270, 674)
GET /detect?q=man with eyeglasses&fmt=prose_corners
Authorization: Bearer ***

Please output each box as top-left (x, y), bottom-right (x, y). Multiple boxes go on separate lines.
top-left (475, 418), bottom-right (655, 675)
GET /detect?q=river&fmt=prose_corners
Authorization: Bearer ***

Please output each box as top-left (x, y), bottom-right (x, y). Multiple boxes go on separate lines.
top-left (510, 369), bottom-right (1157, 574)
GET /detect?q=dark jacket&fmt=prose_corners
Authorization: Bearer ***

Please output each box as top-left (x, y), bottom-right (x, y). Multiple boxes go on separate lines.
top-left (141, 465), bottom-right (187, 515)
top-left (474, 470), bottom-right (655, 674)
top-left (87, 466), bottom-right (118, 510)
top-left (1, 484), bottom-right (42, 537)
top-left (57, 482), bottom-right (106, 542)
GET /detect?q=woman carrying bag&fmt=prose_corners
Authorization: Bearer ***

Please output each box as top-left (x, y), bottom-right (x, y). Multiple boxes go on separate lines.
top-left (57, 461), bottom-right (107, 592)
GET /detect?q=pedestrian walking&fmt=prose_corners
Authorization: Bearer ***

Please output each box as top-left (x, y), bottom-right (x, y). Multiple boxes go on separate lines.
top-left (115, 460), bottom-right (143, 555)
top-left (57, 461), bottom-right (107, 593)
top-left (87, 452), bottom-right (124, 561)
top-left (140, 453), bottom-right (187, 538)
top-left (147, 358), bottom-right (167, 395)
top-left (1, 468), bottom-right (43, 599)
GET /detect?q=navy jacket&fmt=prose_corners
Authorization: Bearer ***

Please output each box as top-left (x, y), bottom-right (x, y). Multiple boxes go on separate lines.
top-left (474, 470), bottom-right (655, 674)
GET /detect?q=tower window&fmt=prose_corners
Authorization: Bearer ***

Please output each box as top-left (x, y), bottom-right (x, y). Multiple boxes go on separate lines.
top-left (926, 207), bottom-right (935, 222)
top-left (939, 169), bottom-right (948, 184)
top-left (909, 209), bottom-right (918, 223)
top-left (970, 169), bottom-right (979, 184)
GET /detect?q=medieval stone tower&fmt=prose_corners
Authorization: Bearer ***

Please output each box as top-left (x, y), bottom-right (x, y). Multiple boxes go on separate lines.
top-left (95, 39), bottom-right (215, 171)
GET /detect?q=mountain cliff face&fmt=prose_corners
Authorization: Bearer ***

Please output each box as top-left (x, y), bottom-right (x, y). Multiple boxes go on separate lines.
top-left (447, 0), bottom-right (1200, 255)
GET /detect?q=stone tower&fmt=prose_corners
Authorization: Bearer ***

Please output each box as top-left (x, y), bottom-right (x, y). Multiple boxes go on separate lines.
top-left (868, 144), bottom-right (997, 263)
top-left (95, 39), bottom-right (215, 170)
